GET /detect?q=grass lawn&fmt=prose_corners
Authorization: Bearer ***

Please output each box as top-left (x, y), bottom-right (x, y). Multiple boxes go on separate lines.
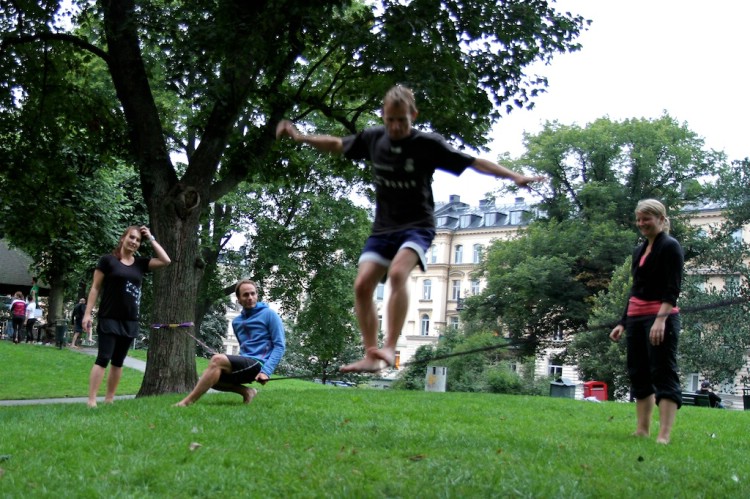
top-left (0, 341), bottom-right (209, 400)
top-left (1, 341), bottom-right (749, 497)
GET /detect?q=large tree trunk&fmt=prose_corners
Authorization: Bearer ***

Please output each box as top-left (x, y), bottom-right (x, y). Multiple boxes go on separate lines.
top-left (137, 186), bottom-right (205, 396)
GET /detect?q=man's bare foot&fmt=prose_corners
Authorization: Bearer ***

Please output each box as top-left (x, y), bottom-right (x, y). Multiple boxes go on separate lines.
top-left (87, 400), bottom-right (97, 408)
top-left (242, 387), bottom-right (258, 405)
top-left (632, 430), bottom-right (649, 438)
top-left (340, 357), bottom-right (387, 373)
top-left (371, 347), bottom-right (395, 367)
top-left (340, 346), bottom-right (396, 373)
top-left (656, 437), bottom-right (670, 444)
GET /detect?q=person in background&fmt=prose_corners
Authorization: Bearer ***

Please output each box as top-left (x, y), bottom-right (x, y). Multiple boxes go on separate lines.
top-left (610, 199), bottom-right (684, 444)
top-left (276, 84), bottom-right (544, 373)
top-left (30, 277), bottom-right (40, 307)
top-left (697, 381), bottom-right (724, 409)
top-left (24, 294), bottom-right (37, 343)
top-left (83, 225), bottom-right (171, 408)
top-left (10, 291), bottom-right (27, 344)
top-left (175, 279), bottom-right (286, 406)
top-left (70, 298), bottom-right (86, 348)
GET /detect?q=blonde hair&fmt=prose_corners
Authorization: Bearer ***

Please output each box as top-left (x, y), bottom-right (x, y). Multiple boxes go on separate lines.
top-left (635, 199), bottom-right (670, 234)
top-left (384, 85), bottom-right (418, 114)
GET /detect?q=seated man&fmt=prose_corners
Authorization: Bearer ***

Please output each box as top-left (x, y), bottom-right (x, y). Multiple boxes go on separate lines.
top-left (176, 279), bottom-right (286, 406)
top-left (697, 381), bottom-right (724, 409)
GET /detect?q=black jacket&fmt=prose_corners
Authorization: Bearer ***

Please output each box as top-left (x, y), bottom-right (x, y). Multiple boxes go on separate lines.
top-left (620, 231), bottom-right (684, 324)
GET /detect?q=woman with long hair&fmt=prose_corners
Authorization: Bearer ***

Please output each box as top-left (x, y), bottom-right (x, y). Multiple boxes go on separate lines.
top-left (83, 225), bottom-right (171, 408)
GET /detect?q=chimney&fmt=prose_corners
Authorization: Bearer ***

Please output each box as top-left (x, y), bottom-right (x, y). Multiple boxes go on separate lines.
top-left (449, 194), bottom-right (461, 204)
top-left (514, 196), bottom-right (525, 205)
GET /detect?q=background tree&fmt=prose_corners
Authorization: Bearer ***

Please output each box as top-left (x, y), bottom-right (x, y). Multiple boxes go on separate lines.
top-left (283, 264), bottom-right (363, 384)
top-left (464, 116), bottom-right (724, 352)
top-left (676, 161), bottom-right (750, 388)
top-left (2, 0), bottom-right (588, 395)
top-left (567, 257), bottom-right (630, 400)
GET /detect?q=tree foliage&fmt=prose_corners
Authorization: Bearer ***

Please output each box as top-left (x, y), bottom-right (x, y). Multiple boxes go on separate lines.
top-left (464, 116), bottom-right (724, 353)
top-left (2, 0), bottom-right (589, 395)
top-left (567, 257), bottom-right (630, 400)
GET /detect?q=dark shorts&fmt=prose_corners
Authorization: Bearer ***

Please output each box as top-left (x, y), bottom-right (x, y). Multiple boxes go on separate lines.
top-left (359, 228), bottom-right (435, 272)
top-left (97, 317), bottom-right (139, 338)
top-left (218, 355), bottom-right (263, 385)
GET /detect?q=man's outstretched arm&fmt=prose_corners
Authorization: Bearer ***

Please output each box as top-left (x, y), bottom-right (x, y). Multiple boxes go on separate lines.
top-left (276, 119), bottom-right (344, 154)
top-left (470, 157), bottom-right (545, 188)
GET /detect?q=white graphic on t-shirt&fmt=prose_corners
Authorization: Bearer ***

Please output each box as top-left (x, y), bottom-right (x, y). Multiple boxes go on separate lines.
top-left (125, 281), bottom-right (141, 308)
top-left (404, 158), bottom-right (415, 173)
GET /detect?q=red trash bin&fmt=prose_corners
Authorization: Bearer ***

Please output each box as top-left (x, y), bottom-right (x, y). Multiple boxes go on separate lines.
top-left (583, 381), bottom-right (608, 401)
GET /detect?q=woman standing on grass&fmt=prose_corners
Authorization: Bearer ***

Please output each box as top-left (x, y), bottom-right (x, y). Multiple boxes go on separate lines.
top-left (83, 226), bottom-right (170, 408)
top-left (9, 291), bottom-right (26, 344)
top-left (610, 199), bottom-right (684, 444)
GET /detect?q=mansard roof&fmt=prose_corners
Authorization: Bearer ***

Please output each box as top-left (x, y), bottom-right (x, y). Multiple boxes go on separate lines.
top-left (434, 194), bottom-right (537, 231)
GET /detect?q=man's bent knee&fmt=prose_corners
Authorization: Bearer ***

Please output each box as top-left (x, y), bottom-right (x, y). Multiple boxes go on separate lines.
top-left (208, 354), bottom-right (231, 370)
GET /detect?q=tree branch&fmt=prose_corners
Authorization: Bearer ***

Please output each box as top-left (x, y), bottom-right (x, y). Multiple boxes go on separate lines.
top-left (1, 32), bottom-right (110, 64)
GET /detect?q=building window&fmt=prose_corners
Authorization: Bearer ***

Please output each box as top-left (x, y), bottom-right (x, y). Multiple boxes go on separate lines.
top-left (731, 228), bottom-right (743, 243)
top-left (552, 324), bottom-right (564, 342)
top-left (376, 283), bottom-right (384, 301)
top-left (422, 279), bottom-right (432, 300)
top-left (454, 244), bottom-right (463, 263)
top-left (510, 210), bottom-right (523, 225)
top-left (449, 316), bottom-right (459, 330)
top-left (451, 280), bottom-right (461, 300)
top-left (429, 245), bottom-right (438, 264)
top-left (549, 354), bottom-right (563, 377)
top-left (378, 315), bottom-right (383, 333)
top-left (394, 351), bottom-right (401, 369)
top-left (725, 275), bottom-right (740, 295)
top-left (420, 314), bottom-right (430, 335)
top-left (473, 244), bottom-right (483, 263)
top-left (470, 279), bottom-right (480, 295)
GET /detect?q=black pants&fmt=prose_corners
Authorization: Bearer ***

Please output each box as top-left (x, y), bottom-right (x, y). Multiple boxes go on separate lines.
top-left (626, 313), bottom-right (682, 408)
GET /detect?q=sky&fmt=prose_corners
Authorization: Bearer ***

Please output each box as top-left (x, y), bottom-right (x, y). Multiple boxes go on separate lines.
top-left (432, 0), bottom-right (750, 207)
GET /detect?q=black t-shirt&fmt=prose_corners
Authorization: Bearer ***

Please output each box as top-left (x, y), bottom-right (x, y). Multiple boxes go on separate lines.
top-left (343, 126), bottom-right (474, 234)
top-left (96, 254), bottom-right (151, 321)
top-left (72, 303), bottom-right (86, 327)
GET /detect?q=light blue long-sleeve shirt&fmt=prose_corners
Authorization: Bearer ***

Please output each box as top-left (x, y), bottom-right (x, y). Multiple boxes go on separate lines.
top-left (231, 302), bottom-right (286, 377)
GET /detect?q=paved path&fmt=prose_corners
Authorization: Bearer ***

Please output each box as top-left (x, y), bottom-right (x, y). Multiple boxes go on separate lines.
top-left (0, 347), bottom-right (147, 407)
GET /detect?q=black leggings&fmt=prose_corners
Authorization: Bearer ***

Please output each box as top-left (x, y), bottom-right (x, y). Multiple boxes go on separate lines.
top-left (95, 332), bottom-right (134, 368)
top-left (11, 317), bottom-right (24, 342)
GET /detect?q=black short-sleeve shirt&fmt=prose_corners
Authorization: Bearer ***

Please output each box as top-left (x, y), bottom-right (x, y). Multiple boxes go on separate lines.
top-left (96, 254), bottom-right (151, 321)
top-left (343, 126), bottom-right (474, 233)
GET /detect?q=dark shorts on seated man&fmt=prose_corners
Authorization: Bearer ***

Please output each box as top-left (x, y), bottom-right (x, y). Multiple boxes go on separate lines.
top-left (219, 355), bottom-right (263, 385)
